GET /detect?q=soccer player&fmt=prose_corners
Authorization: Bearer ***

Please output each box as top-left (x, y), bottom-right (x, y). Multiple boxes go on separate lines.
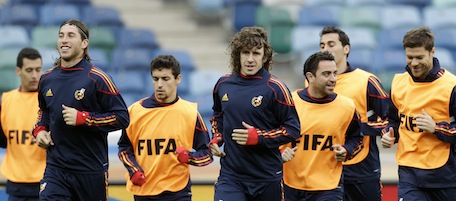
top-left (209, 26), bottom-right (301, 201)
top-left (118, 54), bottom-right (213, 200)
top-left (319, 26), bottom-right (389, 201)
top-left (32, 19), bottom-right (130, 200)
top-left (281, 51), bottom-right (364, 200)
top-left (0, 47), bottom-right (44, 201)
top-left (381, 26), bottom-right (456, 200)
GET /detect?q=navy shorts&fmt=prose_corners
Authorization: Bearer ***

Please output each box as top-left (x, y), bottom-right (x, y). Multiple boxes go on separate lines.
top-left (398, 181), bottom-right (456, 201)
top-left (133, 180), bottom-right (192, 201)
top-left (344, 179), bottom-right (382, 201)
top-left (214, 176), bottom-right (284, 201)
top-left (6, 180), bottom-right (40, 201)
top-left (39, 167), bottom-right (108, 201)
top-left (284, 183), bottom-right (343, 201)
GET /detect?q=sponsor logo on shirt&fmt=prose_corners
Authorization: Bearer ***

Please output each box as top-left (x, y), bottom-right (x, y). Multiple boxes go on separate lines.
top-left (45, 89), bottom-right (53, 97)
top-left (222, 93), bottom-right (229, 101)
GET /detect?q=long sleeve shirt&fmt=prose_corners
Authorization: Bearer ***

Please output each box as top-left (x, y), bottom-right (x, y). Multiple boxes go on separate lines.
top-left (337, 64), bottom-right (389, 181)
top-left (34, 59), bottom-right (130, 173)
top-left (211, 68), bottom-right (301, 182)
top-left (384, 57), bottom-right (456, 188)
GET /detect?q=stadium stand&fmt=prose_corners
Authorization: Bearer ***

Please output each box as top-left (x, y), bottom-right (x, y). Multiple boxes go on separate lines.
top-left (110, 48), bottom-right (152, 71)
top-left (0, 4), bottom-right (39, 34)
top-left (381, 5), bottom-right (422, 29)
top-left (89, 26), bottom-right (117, 58)
top-left (31, 26), bottom-right (59, 48)
top-left (36, 47), bottom-right (59, 70)
top-left (297, 5), bottom-right (341, 27)
top-left (117, 27), bottom-right (160, 51)
top-left (348, 49), bottom-right (375, 72)
top-left (0, 48), bottom-right (21, 70)
top-left (82, 5), bottom-right (124, 28)
top-left (39, 4), bottom-right (81, 26)
top-left (0, 26), bottom-right (29, 48)
top-left (342, 27), bottom-right (377, 50)
top-left (432, 0), bottom-right (456, 7)
top-left (388, 0), bottom-right (432, 10)
top-left (423, 7), bottom-right (456, 30)
top-left (0, 68), bottom-right (20, 93)
top-left (255, 5), bottom-right (295, 53)
top-left (346, 0), bottom-right (386, 6)
top-left (340, 5), bottom-right (382, 31)
top-left (228, 0), bottom-right (261, 32)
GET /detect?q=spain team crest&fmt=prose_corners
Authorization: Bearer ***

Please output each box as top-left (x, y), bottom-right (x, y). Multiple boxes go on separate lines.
top-left (74, 88), bottom-right (86, 100)
top-left (251, 95), bottom-right (263, 107)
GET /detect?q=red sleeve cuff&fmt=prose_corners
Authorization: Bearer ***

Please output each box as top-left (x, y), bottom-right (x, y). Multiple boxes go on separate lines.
top-left (208, 133), bottom-right (223, 147)
top-left (246, 128), bottom-right (259, 145)
top-left (32, 126), bottom-right (47, 138)
top-left (176, 147), bottom-right (190, 163)
top-left (76, 111), bottom-right (89, 126)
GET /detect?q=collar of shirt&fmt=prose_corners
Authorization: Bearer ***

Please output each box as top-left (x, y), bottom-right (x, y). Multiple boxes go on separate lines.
top-left (298, 88), bottom-right (337, 104)
top-left (406, 57), bottom-right (442, 82)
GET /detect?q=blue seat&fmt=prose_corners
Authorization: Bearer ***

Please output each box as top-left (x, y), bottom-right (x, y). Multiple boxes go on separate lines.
top-left (433, 0), bottom-right (456, 7)
top-left (110, 48), bottom-right (152, 71)
top-left (0, 48), bottom-right (22, 70)
top-left (377, 28), bottom-right (409, 51)
top-left (381, 5), bottom-right (421, 30)
top-left (109, 70), bottom-right (147, 98)
top-left (374, 48), bottom-right (406, 73)
top-left (423, 7), bottom-right (456, 30)
top-left (194, 95), bottom-right (214, 118)
top-left (0, 68), bottom-right (20, 93)
top-left (298, 5), bottom-right (341, 27)
top-left (36, 47), bottom-right (59, 70)
top-left (346, 0), bottom-right (385, 5)
top-left (192, 0), bottom-right (225, 17)
top-left (230, 0), bottom-right (261, 32)
top-left (434, 47), bottom-right (455, 72)
top-left (296, 47), bottom-right (321, 74)
top-left (341, 5), bottom-right (382, 30)
top-left (348, 49), bottom-right (375, 72)
top-left (434, 29), bottom-right (456, 53)
top-left (178, 71), bottom-right (191, 97)
top-left (82, 5), bottom-right (124, 28)
top-left (39, 4), bottom-right (81, 26)
top-left (343, 27), bottom-right (377, 50)
top-left (151, 49), bottom-right (196, 72)
top-left (304, 0), bottom-right (345, 6)
top-left (9, 0), bottom-right (49, 6)
top-left (0, 26), bottom-right (30, 49)
top-left (388, 0), bottom-right (432, 10)
top-left (90, 48), bottom-right (110, 71)
top-left (89, 26), bottom-right (116, 57)
top-left (0, 4), bottom-right (39, 32)
top-left (31, 26), bottom-right (59, 48)
top-left (291, 25), bottom-right (323, 53)
top-left (118, 27), bottom-right (159, 50)
top-left (49, 0), bottom-right (91, 7)
top-left (189, 70), bottom-right (224, 96)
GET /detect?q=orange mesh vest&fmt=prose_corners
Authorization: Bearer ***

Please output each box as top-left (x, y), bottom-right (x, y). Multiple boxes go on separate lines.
top-left (0, 90), bottom-right (46, 182)
top-left (391, 71), bottom-right (456, 169)
top-left (283, 90), bottom-right (355, 191)
top-left (124, 98), bottom-right (197, 195)
top-left (335, 69), bottom-right (372, 165)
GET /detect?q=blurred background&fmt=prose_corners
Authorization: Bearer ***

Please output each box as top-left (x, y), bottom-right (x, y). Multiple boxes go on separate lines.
top-left (1, 0), bottom-right (454, 200)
